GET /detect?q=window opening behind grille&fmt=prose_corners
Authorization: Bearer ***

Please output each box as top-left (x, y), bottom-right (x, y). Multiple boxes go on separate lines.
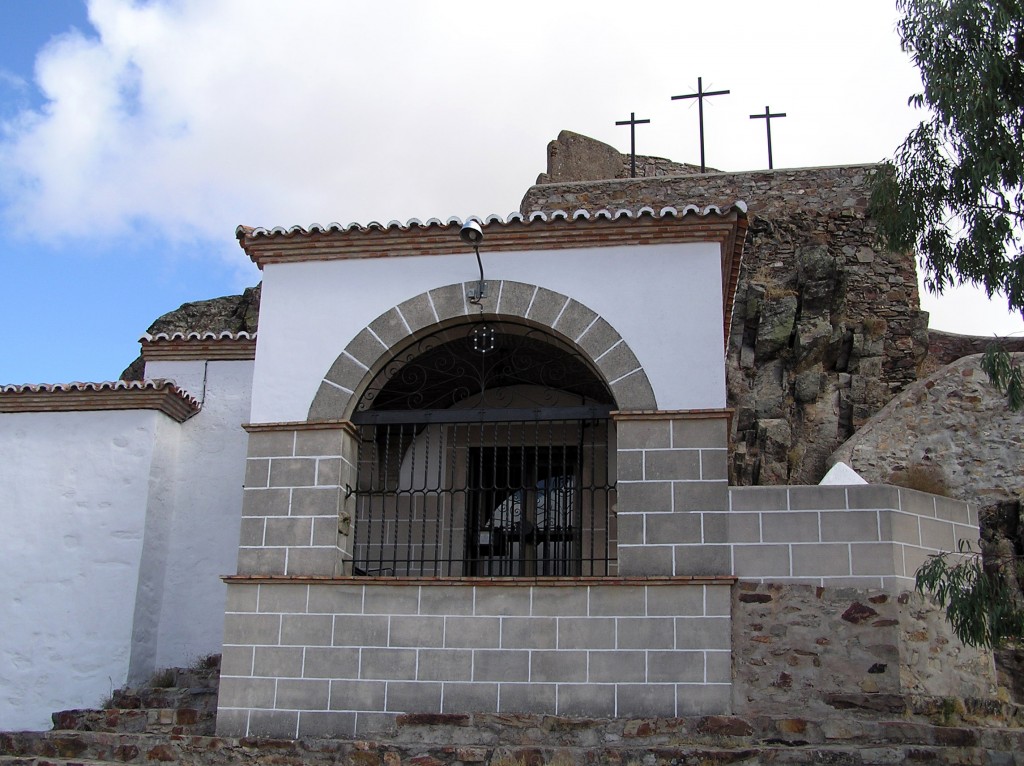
top-left (348, 321), bottom-right (617, 578)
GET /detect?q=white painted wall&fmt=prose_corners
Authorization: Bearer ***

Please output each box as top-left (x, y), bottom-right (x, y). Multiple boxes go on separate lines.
top-left (250, 242), bottom-right (725, 423)
top-left (0, 359), bottom-right (252, 729)
top-left (143, 359), bottom-right (252, 672)
top-left (0, 410), bottom-right (168, 731)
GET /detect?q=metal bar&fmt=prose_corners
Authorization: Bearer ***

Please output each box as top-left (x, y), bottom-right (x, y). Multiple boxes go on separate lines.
top-left (356, 418), bottom-right (615, 578)
top-left (353, 405), bottom-right (612, 425)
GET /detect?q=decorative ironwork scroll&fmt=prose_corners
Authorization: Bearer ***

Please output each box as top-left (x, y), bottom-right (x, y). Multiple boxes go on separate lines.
top-left (355, 321), bottom-right (613, 415)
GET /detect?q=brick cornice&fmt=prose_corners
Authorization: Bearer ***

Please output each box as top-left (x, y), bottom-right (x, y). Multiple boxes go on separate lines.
top-left (0, 380), bottom-right (200, 422)
top-left (237, 207), bottom-right (745, 267)
top-left (141, 332), bottom-right (257, 362)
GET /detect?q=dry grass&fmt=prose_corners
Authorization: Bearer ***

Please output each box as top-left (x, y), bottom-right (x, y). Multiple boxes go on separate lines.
top-left (863, 315), bottom-right (887, 339)
top-left (888, 463), bottom-right (950, 497)
top-left (748, 264), bottom-right (797, 300)
top-left (149, 667), bottom-right (177, 688)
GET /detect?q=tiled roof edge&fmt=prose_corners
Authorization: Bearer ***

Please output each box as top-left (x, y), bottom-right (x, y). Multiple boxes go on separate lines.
top-left (140, 332), bottom-right (257, 362)
top-left (0, 379), bottom-right (201, 422)
top-left (235, 203), bottom-right (748, 240)
top-left (142, 331), bottom-right (256, 342)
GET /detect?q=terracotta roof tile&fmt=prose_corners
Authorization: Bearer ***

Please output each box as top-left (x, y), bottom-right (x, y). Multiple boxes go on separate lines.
top-left (0, 379), bottom-right (201, 422)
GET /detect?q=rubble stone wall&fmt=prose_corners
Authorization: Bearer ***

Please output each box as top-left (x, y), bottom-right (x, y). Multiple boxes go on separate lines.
top-left (732, 582), bottom-right (997, 718)
top-left (522, 157), bottom-right (929, 486)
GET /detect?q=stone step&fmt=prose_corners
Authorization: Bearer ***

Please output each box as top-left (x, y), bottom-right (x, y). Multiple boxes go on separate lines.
top-left (50, 708), bottom-right (214, 736)
top-left (4, 715), bottom-right (1024, 765)
top-left (110, 687), bottom-right (218, 714)
top-left (0, 758), bottom-right (123, 766)
top-left (2, 732), bottom-right (1024, 766)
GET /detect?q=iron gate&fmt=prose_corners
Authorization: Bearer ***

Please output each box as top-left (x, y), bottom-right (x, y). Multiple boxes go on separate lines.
top-left (351, 409), bottom-right (615, 577)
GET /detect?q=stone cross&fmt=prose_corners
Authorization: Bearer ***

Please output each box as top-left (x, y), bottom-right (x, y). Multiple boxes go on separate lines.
top-left (615, 112), bottom-right (651, 178)
top-left (671, 76), bottom-right (730, 173)
top-left (750, 105), bottom-right (787, 169)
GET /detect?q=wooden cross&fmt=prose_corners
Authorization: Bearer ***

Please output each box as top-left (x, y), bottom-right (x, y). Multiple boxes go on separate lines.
top-left (671, 76), bottom-right (730, 173)
top-left (615, 111), bottom-right (651, 178)
top-left (750, 105), bottom-right (787, 169)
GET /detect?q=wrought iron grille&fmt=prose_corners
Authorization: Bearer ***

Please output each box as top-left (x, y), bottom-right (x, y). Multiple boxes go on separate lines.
top-left (352, 415), bottom-right (616, 577)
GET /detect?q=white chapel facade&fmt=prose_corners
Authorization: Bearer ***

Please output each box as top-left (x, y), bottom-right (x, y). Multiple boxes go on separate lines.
top-left (0, 204), bottom-right (988, 735)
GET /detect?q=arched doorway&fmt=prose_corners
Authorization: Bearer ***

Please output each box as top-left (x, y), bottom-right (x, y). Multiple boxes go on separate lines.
top-left (349, 319), bottom-right (617, 577)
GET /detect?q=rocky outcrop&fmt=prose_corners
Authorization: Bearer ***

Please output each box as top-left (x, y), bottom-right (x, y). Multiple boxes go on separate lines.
top-left (120, 285), bottom-right (261, 379)
top-left (524, 138), bottom-right (928, 485)
top-left (536, 130), bottom-right (705, 185)
top-left (829, 354), bottom-right (1024, 510)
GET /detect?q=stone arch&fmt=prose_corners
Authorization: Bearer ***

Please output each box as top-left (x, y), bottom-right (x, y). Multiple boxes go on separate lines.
top-left (308, 280), bottom-right (656, 421)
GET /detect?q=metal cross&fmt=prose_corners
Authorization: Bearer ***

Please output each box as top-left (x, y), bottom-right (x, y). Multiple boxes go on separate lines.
top-left (614, 111), bottom-right (651, 178)
top-left (671, 76), bottom-right (730, 173)
top-left (750, 105), bottom-right (787, 169)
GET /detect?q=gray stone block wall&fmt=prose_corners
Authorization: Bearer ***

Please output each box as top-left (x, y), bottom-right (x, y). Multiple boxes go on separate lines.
top-left (616, 414), bottom-right (731, 577)
top-left (724, 485), bottom-right (976, 588)
top-left (217, 580), bottom-right (732, 738)
top-left (238, 426), bottom-right (358, 576)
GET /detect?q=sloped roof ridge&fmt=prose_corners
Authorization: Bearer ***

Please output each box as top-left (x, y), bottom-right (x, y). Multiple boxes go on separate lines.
top-left (235, 202), bottom-right (747, 240)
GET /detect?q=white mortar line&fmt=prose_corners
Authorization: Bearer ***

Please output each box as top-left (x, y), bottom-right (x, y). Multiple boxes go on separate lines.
top-left (575, 314), bottom-right (601, 344)
top-left (524, 285), bottom-right (539, 318)
top-left (594, 338), bottom-right (622, 363)
top-left (425, 291), bottom-right (440, 323)
top-left (320, 378), bottom-right (353, 395)
top-left (608, 366), bottom-right (642, 385)
top-left (395, 306), bottom-right (413, 335)
top-left (551, 297), bottom-right (571, 328)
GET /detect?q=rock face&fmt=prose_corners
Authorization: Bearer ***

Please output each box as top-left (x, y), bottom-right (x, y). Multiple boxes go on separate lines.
top-left (120, 285), bottom-right (261, 380)
top-left (523, 134), bottom-right (929, 485)
top-left (829, 354), bottom-right (1024, 510)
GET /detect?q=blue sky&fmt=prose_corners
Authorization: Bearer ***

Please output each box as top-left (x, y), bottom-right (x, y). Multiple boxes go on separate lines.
top-left (1, 0), bottom-right (1022, 386)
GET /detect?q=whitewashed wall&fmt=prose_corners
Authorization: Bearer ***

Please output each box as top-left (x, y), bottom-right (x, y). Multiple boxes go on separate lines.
top-left (142, 359), bottom-right (252, 673)
top-left (0, 359), bottom-right (252, 730)
top-left (0, 409), bottom-right (169, 731)
top-left (250, 242), bottom-right (725, 423)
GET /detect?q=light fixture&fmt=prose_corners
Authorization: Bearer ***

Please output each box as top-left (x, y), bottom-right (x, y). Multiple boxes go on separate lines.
top-left (460, 219), bottom-right (487, 304)
top-left (460, 220), bottom-right (483, 246)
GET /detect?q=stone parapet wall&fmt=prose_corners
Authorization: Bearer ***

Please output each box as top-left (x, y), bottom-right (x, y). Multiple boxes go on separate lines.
top-left (522, 152), bottom-right (929, 486)
top-left (238, 425), bottom-right (355, 577)
top-left (216, 579), bottom-right (733, 739)
top-left (726, 485), bottom-right (976, 588)
top-left (924, 329), bottom-right (1024, 376)
top-left (523, 164), bottom-right (879, 220)
top-left (732, 583), bottom-right (996, 718)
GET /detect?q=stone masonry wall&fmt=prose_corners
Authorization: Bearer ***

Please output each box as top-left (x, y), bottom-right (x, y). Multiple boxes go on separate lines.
top-left (522, 135), bottom-right (929, 487)
top-left (217, 579), bottom-right (733, 739)
top-left (732, 583), bottom-right (996, 719)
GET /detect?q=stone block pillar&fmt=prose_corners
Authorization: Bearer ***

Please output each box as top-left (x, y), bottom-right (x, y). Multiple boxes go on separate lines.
top-left (235, 422), bottom-right (358, 577)
top-left (614, 411), bottom-right (731, 576)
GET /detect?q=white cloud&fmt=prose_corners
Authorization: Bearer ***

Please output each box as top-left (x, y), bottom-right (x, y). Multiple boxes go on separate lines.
top-left (0, 1), bottom-right (923, 242)
top-left (0, 0), bottom-right (1018, 335)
